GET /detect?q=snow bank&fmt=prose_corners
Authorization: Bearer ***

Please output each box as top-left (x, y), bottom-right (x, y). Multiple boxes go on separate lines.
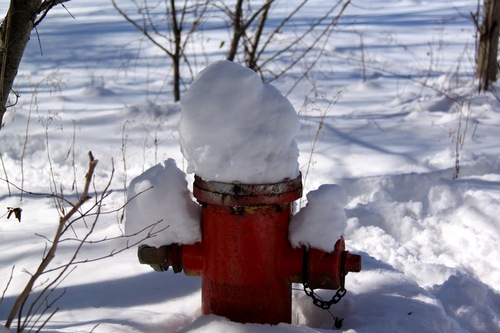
top-left (125, 158), bottom-right (201, 247)
top-left (338, 161), bottom-right (500, 332)
top-left (289, 184), bottom-right (348, 252)
top-left (179, 60), bottom-right (300, 184)
top-left (341, 163), bottom-right (500, 292)
top-left (433, 273), bottom-right (500, 333)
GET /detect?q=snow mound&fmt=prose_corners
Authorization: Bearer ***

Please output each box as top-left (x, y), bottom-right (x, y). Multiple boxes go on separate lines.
top-left (125, 158), bottom-right (201, 247)
top-left (289, 184), bottom-right (348, 252)
top-left (179, 60), bottom-right (300, 184)
top-left (433, 273), bottom-right (500, 333)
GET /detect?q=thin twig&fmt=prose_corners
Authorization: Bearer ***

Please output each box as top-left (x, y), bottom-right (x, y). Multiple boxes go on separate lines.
top-left (0, 151), bottom-right (11, 196)
top-left (1, 265), bottom-right (15, 304)
top-left (5, 152), bottom-right (98, 329)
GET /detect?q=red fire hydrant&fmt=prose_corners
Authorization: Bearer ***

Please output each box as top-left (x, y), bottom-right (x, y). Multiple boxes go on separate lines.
top-left (138, 174), bottom-right (361, 325)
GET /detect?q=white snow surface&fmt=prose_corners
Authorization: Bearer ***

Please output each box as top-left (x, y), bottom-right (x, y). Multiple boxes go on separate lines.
top-left (289, 185), bottom-right (348, 252)
top-left (0, 1), bottom-right (499, 333)
top-left (125, 158), bottom-right (201, 247)
top-left (179, 60), bottom-right (300, 183)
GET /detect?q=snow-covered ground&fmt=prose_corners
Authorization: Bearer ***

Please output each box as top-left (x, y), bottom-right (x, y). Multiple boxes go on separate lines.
top-left (0, 0), bottom-right (499, 332)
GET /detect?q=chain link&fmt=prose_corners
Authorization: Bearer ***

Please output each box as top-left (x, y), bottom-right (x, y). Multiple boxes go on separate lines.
top-left (303, 282), bottom-right (347, 309)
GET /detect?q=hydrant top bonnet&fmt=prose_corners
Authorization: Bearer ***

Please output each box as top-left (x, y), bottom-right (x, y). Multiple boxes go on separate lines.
top-left (193, 174), bottom-right (302, 206)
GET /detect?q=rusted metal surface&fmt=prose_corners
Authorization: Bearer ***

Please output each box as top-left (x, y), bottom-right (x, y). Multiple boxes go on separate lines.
top-left (199, 203), bottom-right (297, 324)
top-left (193, 174), bottom-right (303, 206)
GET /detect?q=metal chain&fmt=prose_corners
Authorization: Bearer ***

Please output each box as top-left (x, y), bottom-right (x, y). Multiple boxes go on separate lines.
top-left (303, 282), bottom-right (347, 310)
top-left (302, 245), bottom-right (347, 310)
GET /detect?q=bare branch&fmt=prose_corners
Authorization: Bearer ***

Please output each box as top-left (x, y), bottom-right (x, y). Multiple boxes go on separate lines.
top-left (261, 1), bottom-right (351, 83)
top-left (1, 265), bottom-right (15, 304)
top-left (35, 0), bottom-right (73, 28)
top-left (5, 152), bottom-right (98, 329)
top-left (24, 273), bottom-right (70, 332)
top-left (111, 0), bottom-right (174, 57)
top-left (256, 0), bottom-right (308, 62)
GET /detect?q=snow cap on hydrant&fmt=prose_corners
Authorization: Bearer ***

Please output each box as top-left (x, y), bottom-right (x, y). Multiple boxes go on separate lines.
top-left (179, 60), bottom-right (300, 184)
top-left (127, 60), bottom-right (361, 326)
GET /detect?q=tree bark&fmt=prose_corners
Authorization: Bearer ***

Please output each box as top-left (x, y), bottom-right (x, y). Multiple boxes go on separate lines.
top-left (0, 0), bottom-right (42, 127)
top-left (226, 0), bottom-right (244, 62)
top-left (170, 0), bottom-right (181, 102)
top-left (477, 0), bottom-right (500, 92)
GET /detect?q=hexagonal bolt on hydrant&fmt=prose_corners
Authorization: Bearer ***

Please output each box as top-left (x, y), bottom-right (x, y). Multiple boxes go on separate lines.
top-left (138, 174), bottom-right (361, 325)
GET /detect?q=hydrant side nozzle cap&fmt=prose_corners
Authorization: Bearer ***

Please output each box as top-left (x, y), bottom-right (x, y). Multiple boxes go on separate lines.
top-left (344, 251), bottom-right (362, 273)
top-left (138, 245), bottom-right (171, 272)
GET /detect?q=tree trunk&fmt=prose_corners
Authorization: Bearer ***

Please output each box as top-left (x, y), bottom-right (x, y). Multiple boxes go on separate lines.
top-left (170, 0), bottom-right (181, 102)
top-left (477, 0), bottom-right (500, 92)
top-left (0, 0), bottom-right (42, 127)
top-left (226, 0), bottom-right (244, 62)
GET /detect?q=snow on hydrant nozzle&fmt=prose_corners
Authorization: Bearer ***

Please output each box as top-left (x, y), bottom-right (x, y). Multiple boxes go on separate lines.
top-left (125, 60), bottom-right (361, 325)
